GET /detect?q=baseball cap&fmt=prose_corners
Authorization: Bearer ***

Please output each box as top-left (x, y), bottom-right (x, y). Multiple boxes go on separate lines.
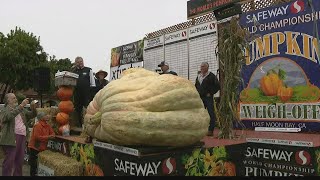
top-left (158, 61), bottom-right (169, 67)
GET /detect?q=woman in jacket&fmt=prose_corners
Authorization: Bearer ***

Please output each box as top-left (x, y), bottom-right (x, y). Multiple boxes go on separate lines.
top-left (28, 112), bottom-right (55, 176)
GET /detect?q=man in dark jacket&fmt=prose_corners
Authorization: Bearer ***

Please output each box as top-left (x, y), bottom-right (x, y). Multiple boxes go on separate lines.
top-left (195, 62), bottom-right (220, 136)
top-left (72, 56), bottom-right (96, 127)
top-left (158, 61), bottom-right (177, 75)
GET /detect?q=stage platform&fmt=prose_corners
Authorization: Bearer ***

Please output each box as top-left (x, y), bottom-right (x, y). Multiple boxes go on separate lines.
top-left (44, 129), bottom-right (319, 176)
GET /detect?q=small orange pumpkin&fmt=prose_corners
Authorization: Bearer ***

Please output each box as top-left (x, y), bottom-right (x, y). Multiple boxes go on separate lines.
top-left (260, 73), bottom-right (283, 96)
top-left (57, 86), bottom-right (73, 101)
top-left (224, 162), bottom-right (236, 176)
top-left (56, 112), bottom-right (69, 125)
top-left (85, 164), bottom-right (104, 176)
top-left (58, 100), bottom-right (74, 113)
top-left (277, 86), bottom-right (293, 102)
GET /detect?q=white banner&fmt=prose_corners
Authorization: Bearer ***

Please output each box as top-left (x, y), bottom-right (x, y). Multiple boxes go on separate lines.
top-left (38, 163), bottom-right (54, 176)
top-left (164, 29), bottom-right (188, 44)
top-left (109, 61), bottom-right (143, 81)
top-left (144, 36), bottom-right (164, 50)
top-left (189, 21), bottom-right (217, 38)
top-left (93, 140), bottom-right (140, 156)
top-left (246, 138), bottom-right (314, 147)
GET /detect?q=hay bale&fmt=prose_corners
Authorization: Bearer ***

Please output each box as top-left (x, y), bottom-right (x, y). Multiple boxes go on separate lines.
top-left (38, 150), bottom-right (83, 176)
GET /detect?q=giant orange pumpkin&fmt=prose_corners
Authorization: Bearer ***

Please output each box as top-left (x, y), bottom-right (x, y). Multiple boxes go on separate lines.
top-left (57, 86), bottom-right (73, 101)
top-left (58, 100), bottom-right (74, 113)
top-left (277, 86), bottom-right (293, 102)
top-left (56, 112), bottom-right (69, 125)
top-left (260, 73), bottom-right (283, 96)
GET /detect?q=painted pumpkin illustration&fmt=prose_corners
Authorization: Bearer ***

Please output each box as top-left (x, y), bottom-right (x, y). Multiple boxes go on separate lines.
top-left (277, 86), bottom-right (293, 102)
top-left (260, 73), bottom-right (283, 96)
top-left (209, 161), bottom-right (236, 176)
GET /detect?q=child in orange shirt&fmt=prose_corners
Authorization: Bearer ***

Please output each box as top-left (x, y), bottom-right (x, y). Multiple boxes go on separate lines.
top-left (28, 112), bottom-right (55, 176)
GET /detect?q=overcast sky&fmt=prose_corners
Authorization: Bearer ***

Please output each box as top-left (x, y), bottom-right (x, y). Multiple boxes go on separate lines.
top-left (0, 0), bottom-right (188, 78)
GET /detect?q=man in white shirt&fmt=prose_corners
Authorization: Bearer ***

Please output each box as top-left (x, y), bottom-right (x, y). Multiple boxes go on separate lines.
top-left (195, 62), bottom-right (220, 136)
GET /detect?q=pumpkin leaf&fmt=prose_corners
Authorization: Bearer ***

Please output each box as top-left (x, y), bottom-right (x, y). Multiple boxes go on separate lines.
top-left (278, 69), bottom-right (286, 80)
top-left (190, 167), bottom-right (197, 176)
top-left (181, 154), bottom-right (189, 165)
top-left (192, 149), bottom-right (201, 159)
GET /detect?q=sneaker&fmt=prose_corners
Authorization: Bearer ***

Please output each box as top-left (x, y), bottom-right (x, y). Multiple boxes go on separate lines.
top-left (206, 131), bottom-right (213, 136)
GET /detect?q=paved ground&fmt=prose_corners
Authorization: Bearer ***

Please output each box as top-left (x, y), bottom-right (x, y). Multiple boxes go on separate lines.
top-left (0, 159), bottom-right (30, 176)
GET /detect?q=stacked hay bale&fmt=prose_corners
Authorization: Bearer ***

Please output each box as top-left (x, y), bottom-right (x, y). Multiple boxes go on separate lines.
top-left (38, 150), bottom-right (83, 176)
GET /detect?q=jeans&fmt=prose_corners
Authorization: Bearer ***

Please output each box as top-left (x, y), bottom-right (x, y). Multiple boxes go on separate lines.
top-left (1, 145), bottom-right (15, 176)
top-left (1, 134), bottom-right (26, 176)
top-left (28, 148), bottom-right (39, 176)
top-left (201, 96), bottom-right (216, 131)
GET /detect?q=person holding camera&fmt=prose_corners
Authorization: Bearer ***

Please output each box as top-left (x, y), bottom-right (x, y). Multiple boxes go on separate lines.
top-left (0, 93), bottom-right (38, 176)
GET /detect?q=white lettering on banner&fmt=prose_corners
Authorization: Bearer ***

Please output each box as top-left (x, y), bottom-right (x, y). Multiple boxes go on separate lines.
top-left (240, 103), bottom-right (320, 121)
top-left (38, 163), bottom-right (54, 176)
top-left (47, 140), bottom-right (62, 151)
top-left (189, 22), bottom-right (217, 38)
top-left (246, 5), bottom-right (289, 23)
top-left (245, 147), bottom-right (293, 161)
top-left (110, 62), bottom-right (143, 81)
top-left (245, 11), bottom-right (320, 34)
top-left (245, 167), bottom-right (303, 176)
top-left (114, 158), bottom-right (161, 176)
top-left (164, 29), bottom-right (188, 44)
top-left (122, 44), bottom-right (135, 52)
top-left (255, 127), bottom-right (301, 132)
top-left (246, 138), bottom-right (314, 147)
top-left (243, 160), bottom-right (315, 176)
top-left (93, 140), bottom-right (139, 156)
top-left (144, 36), bottom-right (164, 49)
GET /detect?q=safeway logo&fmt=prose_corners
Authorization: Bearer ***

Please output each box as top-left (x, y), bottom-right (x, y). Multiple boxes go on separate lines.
top-left (181, 31), bottom-right (187, 37)
top-left (295, 150), bottom-right (311, 166)
top-left (162, 157), bottom-right (176, 175)
top-left (290, 0), bottom-right (304, 14)
top-left (209, 23), bottom-right (215, 30)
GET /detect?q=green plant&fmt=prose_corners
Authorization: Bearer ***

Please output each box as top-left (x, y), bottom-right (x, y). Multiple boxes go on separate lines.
top-left (214, 17), bottom-right (249, 139)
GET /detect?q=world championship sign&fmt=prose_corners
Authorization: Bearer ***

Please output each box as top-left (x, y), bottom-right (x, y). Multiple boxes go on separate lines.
top-left (239, 0), bottom-right (320, 132)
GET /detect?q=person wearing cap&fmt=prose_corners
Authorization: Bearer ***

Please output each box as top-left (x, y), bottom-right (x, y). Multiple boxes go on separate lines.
top-left (0, 93), bottom-right (38, 176)
top-left (90, 70), bottom-right (109, 102)
top-left (95, 70), bottom-right (109, 92)
top-left (157, 61), bottom-right (177, 76)
top-left (28, 112), bottom-right (55, 176)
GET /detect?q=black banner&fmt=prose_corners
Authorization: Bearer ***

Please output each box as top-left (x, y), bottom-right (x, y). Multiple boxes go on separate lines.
top-left (241, 143), bottom-right (317, 176)
top-left (179, 144), bottom-right (243, 176)
top-left (94, 145), bottom-right (198, 176)
top-left (111, 40), bottom-right (144, 67)
top-left (187, 0), bottom-right (239, 19)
